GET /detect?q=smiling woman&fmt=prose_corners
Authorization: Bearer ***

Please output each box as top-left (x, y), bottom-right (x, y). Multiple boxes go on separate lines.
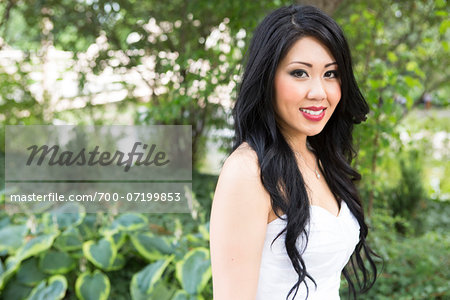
top-left (210, 4), bottom-right (378, 300)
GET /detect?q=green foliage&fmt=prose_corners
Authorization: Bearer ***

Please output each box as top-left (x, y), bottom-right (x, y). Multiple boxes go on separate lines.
top-left (16, 258), bottom-right (46, 287)
top-left (339, 203), bottom-right (450, 299)
top-left (53, 227), bottom-right (83, 252)
top-left (130, 232), bottom-right (175, 261)
top-left (75, 270), bottom-right (110, 300)
top-left (82, 237), bottom-right (118, 270)
top-left (335, 0), bottom-right (449, 215)
top-left (39, 250), bottom-right (76, 274)
top-left (418, 200), bottom-right (450, 235)
top-left (0, 201), bottom-right (212, 299)
top-left (175, 248), bottom-right (211, 295)
top-left (26, 275), bottom-right (67, 300)
top-left (15, 233), bottom-right (58, 262)
top-left (389, 150), bottom-right (425, 219)
top-left (110, 213), bottom-right (148, 232)
top-left (0, 224), bottom-right (28, 254)
top-left (130, 257), bottom-right (173, 299)
top-left (0, 0), bottom-right (284, 167)
top-left (364, 212), bottom-right (450, 299)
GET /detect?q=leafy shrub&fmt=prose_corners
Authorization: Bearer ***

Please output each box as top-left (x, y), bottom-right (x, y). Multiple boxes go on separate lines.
top-left (389, 150), bottom-right (426, 220)
top-left (0, 200), bottom-right (212, 300)
top-left (343, 208), bottom-right (450, 300)
top-left (365, 230), bottom-right (449, 300)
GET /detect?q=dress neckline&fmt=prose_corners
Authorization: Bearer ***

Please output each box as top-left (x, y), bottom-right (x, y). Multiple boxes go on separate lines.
top-left (267, 201), bottom-right (347, 225)
top-left (311, 201), bottom-right (346, 218)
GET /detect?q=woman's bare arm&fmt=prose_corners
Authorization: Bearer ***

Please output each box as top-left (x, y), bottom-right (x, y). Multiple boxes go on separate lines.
top-left (210, 144), bottom-right (271, 300)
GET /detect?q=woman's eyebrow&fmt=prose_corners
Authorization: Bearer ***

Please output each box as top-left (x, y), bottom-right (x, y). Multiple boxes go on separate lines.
top-left (288, 61), bottom-right (337, 67)
top-left (325, 62), bottom-right (337, 67)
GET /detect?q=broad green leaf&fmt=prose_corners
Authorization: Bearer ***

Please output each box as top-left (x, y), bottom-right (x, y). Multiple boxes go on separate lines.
top-left (75, 270), bottom-right (110, 300)
top-left (53, 227), bottom-right (83, 251)
top-left (108, 253), bottom-right (126, 271)
top-left (77, 214), bottom-right (98, 239)
top-left (111, 231), bottom-right (127, 249)
top-left (82, 238), bottom-right (117, 270)
top-left (16, 258), bottom-right (47, 286)
top-left (130, 232), bottom-right (174, 261)
top-left (39, 250), bottom-right (76, 274)
top-left (26, 275), bottom-right (67, 300)
top-left (149, 281), bottom-right (176, 300)
top-left (172, 290), bottom-right (190, 300)
top-left (2, 280), bottom-right (33, 300)
top-left (69, 248), bottom-right (84, 259)
top-left (0, 257), bottom-right (21, 290)
top-left (0, 224), bottom-right (28, 254)
top-left (99, 224), bottom-right (120, 237)
top-left (42, 204), bottom-right (85, 231)
top-left (176, 248), bottom-right (211, 295)
top-left (16, 233), bottom-right (58, 262)
top-left (172, 290), bottom-right (204, 300)
top-left (130, 256), bottom-right (173, 300)
top-left (112, 213), bottom-right (148, 232)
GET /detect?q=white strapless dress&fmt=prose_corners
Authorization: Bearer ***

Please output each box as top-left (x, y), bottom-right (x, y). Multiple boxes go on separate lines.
top-left (255, 201), bottom-right (360, 300)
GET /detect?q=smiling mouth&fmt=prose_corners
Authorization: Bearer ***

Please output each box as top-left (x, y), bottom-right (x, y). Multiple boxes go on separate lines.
top-left (299, 107), bottom-right (326, 121)
top-left (299, 108), bottom-right (325, 115)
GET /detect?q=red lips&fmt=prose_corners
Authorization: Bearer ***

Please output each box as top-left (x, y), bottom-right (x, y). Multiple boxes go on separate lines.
top-left (300, 106), bottom-right (326, 111)
top-left (299, 106), bottom-right (327, 121)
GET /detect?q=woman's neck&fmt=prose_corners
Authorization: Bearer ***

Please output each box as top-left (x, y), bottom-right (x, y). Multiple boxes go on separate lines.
top-left (284, 132), bottom-right (310, 157)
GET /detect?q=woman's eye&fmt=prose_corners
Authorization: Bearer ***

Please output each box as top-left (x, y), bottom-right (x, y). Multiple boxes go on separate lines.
top-left (324, 70), bottom-right (339, 78)
top-left (290, 70), bottom-right (308, 78)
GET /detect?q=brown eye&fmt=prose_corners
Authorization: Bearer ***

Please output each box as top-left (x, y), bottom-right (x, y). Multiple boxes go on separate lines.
top-left (324, 70), bottom-right (339, 78)
top-left (290, 70), bottom-right (308, 78)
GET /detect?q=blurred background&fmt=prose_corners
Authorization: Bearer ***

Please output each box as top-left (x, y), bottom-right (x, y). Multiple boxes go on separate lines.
top-left (0, 0), bottom-right (448, 299)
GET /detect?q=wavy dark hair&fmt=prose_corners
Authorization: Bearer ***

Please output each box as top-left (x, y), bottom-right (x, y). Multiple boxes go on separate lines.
top-left (232, 5), bottom-right (378, 300)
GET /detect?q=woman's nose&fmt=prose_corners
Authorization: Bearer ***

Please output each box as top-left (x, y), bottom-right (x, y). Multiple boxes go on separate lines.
top-left (306, 78), bottom-right (326, 100)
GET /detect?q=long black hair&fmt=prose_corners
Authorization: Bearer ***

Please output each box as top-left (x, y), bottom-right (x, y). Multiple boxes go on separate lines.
top-left (232, 5), bottom-right (378, 300)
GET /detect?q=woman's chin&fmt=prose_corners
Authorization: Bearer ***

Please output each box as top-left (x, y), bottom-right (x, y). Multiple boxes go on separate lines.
top-left (304, 126), bottom-right (327, 137)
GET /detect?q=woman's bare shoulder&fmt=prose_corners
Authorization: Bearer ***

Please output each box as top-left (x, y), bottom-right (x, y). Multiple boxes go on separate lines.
top-left (221, 142), bottom-right (260, 179)
top-left (214, 141), bottom-right (269, 213)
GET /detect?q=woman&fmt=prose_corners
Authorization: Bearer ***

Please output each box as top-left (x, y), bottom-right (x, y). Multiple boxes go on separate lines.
top-left (210, 5), bottom-right (378, 300)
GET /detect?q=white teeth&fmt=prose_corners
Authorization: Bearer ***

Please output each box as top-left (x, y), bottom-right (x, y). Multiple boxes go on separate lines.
top-left (300, 108), bottom-right (324, 115)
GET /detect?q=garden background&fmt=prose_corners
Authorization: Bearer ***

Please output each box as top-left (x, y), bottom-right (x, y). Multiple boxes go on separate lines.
top-left (0, 0), bottom-right (448, 299)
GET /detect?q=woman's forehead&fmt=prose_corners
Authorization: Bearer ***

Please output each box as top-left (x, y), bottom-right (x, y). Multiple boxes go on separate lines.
top-left (281, 36), bottom-right (336, 67)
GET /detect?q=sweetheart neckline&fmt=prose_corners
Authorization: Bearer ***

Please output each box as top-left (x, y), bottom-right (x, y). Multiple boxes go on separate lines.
top-left (267, 201), bottom-right (347, 225)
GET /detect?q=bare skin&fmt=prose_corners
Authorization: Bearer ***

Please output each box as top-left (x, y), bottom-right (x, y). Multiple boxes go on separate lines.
top-left (210, 142), bottom-right (270, 300)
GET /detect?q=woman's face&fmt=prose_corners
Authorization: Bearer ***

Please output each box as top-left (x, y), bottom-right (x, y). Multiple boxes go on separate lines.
top-left (273, 36), bottom-right (341, 139)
